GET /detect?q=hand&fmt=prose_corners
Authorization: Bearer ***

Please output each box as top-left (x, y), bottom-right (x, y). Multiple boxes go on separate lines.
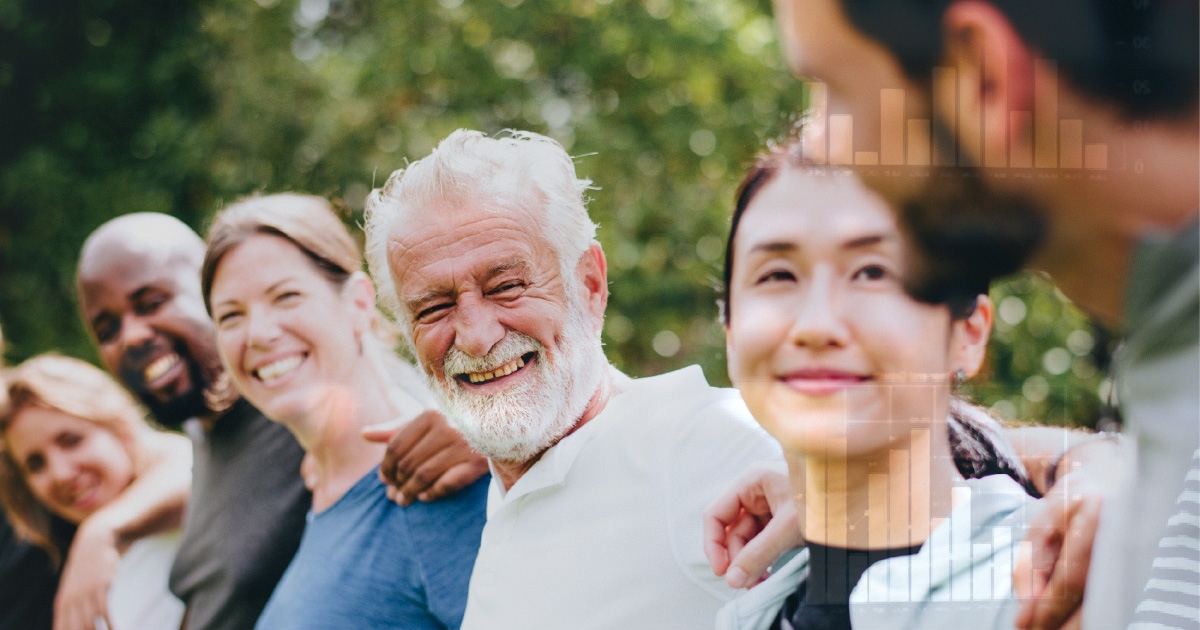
top-left (702, 462), bottom-right (800, 589)
top-left (1014, 440), bottom-right (1120, 630)
top-left (53, 517), bottom-right (120, 630)
top-left (362, 409), bottom-right (490, 506)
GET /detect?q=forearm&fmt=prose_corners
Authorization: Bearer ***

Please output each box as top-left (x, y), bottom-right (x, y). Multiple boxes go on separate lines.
top-left (1003, 425), bottom-right (1119, 496)
top-left (87, 432), bottom-right (192, 544)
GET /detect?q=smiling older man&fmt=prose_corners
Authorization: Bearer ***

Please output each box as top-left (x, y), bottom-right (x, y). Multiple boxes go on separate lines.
top-left (364, 129), bottom-right (781, 629)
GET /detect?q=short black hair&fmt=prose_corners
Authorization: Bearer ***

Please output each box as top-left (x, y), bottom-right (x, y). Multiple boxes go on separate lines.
top-left (841, 0), bottom-right (1198, 119)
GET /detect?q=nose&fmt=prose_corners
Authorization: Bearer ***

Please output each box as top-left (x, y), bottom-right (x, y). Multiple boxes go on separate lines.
top-left (245, 306), bottom-right (283, 349)
top-left (119, 313), bottom-right (156, 349)
top-left (45, 452), bottom-right (76, 487)
top-left (452, 295), bottom-right (505, 358)
top-left (789, 269), bottom-right (849, 350)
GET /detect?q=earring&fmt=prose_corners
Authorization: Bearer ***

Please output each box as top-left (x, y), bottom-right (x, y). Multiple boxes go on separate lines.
top-left (952, 369), bottom-right (967, 385)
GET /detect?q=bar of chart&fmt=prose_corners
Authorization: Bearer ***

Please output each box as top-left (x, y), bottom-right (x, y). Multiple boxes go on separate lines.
top-left (806, 424), bottom-right (1030, 603)
top-left (803, 60), bottom-right (1118, 171)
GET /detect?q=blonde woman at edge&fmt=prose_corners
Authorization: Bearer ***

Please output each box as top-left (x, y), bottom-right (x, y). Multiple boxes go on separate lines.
top-left (0, 354), bottom-right (188, 630)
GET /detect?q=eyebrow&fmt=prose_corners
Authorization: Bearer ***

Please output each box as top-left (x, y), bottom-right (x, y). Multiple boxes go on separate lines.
top-left (842, 234), bottom-right (890, 250)
top-left (129, 286), bottom-right (163, 302)
top-left (749, 234), bottom-right (892, 255)
top-left (749, 242), bottom-right (797, 254)
top-left (485, 259), bottom-right (529, 279)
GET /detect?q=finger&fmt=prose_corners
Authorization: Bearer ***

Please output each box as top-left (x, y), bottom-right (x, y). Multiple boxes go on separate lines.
top-left (1013, 540), bottom-right (1040, 629)
top-left (727, 508), bottom-right (801, 589)
top-left (418, 460), bottom-right (490, 503)
top-left (1015, 519), bottom-right (1061, 629)
top-left (1030, 501), bottom-right (1100, 630)
top-left (1059, 608), bottom-right (1082, 630)
top-left (389, 420), bottom-right (461, 483)
top-left (703, 498), bottom-right (747, 576)
top-left (53, 591), bottom-right (73, 630)
top-left (725, 512), bottom-right (764, 565)
top-left (377, 417), bottom-right (438, 487)
top-left (361, 417), bottom-right (408, 443)
top-left (63, 599), bottom-right (86, 630)
top-left (91, 586), bottom-right (109, 630)
top-left (1024, 497), bottom-right (1071, 574)
top-left (396, 446), bottom-right (466, 504)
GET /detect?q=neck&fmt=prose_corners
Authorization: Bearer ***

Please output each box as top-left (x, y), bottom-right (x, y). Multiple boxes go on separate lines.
top-left (1023, 107), bottom-right (1199, 328)
top-left (790, 425), bottom-right (960, 549)
top-left (492, 365), bottom-right (630, 490)
top-left (289, 357), bottom-right (424, 512)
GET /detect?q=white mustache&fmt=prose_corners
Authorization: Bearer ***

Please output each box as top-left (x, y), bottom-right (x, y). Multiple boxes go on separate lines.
top-left (442, 332), bottom-right (544, 378)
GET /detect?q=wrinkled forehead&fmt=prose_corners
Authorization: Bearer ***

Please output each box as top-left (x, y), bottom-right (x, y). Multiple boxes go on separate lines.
top-left (389, 204), bottom-right (559, 290)
top-left (392, 189), bottom-right (549, 254)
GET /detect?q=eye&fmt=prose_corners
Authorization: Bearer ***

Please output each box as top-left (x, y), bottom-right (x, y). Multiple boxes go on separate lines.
top-left (24, 454), bottom-right (45, 474)
top-left (416, 302), bottom-right (451, 323)
top-left (754, 269), bottom-right (795, 285)
top-left (487, 281), bottom-right (525, 297)
top-left (92, 316), bottom-right (118, 344)
top-left (275, 291), bottom-right (302, 304)
top-left (851, 264), bottom-right (889, 282)
top-left (57, 432), bottom-right (82, 449)
top-left (134, 293), bottom-right (168, 316)
top-left (215, 309), bottom-right (244, 328)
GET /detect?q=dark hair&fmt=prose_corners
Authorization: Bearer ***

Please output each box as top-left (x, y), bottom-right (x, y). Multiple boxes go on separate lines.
top-left (720, 138), bottom-right (984, 324)
top-left (947, 398), bottom-right (1037, 495)
top-left (840, 0), bottom-right (1198, 119)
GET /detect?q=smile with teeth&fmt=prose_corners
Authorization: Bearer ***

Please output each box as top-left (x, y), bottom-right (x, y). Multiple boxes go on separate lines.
top-left (144, 353), bottom-right (180, 383)
top-left (70, 486), bottom-right (98, 509)
top-left (464, 356), bottom-right (526, 384)
top-left (253, 355), bottom-right (305, 384)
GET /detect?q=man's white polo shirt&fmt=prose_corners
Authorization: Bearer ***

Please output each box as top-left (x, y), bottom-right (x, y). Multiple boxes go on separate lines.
top-left (460, 365), bottom-right (782, 630)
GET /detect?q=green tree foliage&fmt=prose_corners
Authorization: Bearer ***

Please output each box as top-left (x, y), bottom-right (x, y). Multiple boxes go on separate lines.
top-left (0, 0), bottom-right (1105, 427)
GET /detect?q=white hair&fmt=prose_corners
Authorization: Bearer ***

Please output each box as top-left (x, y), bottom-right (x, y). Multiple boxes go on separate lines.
top-left (363, 129), bottom-right (599, 331)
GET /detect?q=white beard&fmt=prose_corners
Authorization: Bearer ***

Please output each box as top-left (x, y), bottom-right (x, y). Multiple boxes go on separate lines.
top-left (424, 298), bottom-right (606, 464)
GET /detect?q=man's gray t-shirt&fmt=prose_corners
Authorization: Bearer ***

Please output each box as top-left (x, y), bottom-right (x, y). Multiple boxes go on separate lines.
top-left (169, 400), bottom-right (310, 630)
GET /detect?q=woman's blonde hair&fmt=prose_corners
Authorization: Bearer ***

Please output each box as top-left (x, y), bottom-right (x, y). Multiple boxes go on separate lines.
top-left (201, 193), bottom-right (402, 346)
top-left (0, 354), bottom-right (152, 565)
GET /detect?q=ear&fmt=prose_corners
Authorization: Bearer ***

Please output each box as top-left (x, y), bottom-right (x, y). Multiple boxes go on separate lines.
top-left (940, 0), bottom-right (1036, 167)
top-left (574, 243), bottom-right (609, 333)
top-left (344, 271), bottom-right (377, 336)
top-left (949, 294), bottom-right (993, 378)
top-left (724, 323), bottom-right (739, 386)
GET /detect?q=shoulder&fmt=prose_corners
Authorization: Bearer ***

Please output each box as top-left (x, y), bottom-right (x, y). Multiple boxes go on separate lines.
top-left (620, 366), bottom-right (770, 443)
top-left (375, 474), bottom-right (488, 550)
